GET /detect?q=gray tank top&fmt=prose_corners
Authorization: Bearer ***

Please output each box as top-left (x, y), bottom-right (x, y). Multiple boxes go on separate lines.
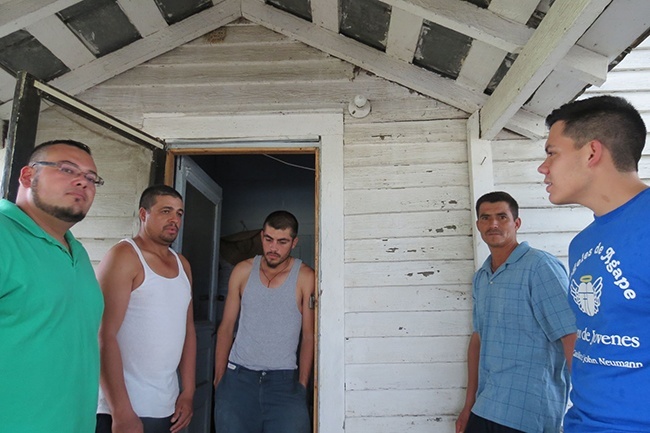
top-left (229, 255), bottom-right (303, 370)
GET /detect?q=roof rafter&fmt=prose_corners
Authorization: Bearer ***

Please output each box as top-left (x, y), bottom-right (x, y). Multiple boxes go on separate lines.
top-left (480, 0), bottom-right (613, 139)
top-left (0, 0), bottom-right (81, 39)
top-left (242, 0), bottom-right (485, 113)
top-left (0, 0), bottom-right (241, 119)
top-left (385, 7), bottom-right (421, 63)
top-left (25, 14), bottom-right (95, 70)
top-left (381, 0), bottom-right (531, 53)
top-left (311, 0), bottom-right (338, 32)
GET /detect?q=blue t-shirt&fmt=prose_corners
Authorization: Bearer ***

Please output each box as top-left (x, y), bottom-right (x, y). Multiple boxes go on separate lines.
top-left (472, 242), bottom-right (576, 433)
top-left (564, 188), bottom-right (650, 433)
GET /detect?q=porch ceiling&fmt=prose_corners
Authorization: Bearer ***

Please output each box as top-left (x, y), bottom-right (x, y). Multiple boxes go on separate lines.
top-left (1, 0), bottom-right (649, 138)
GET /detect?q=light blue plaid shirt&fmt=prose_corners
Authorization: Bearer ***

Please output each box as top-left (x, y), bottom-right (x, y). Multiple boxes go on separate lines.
top-left (471, 242), bottom-right (576, 433)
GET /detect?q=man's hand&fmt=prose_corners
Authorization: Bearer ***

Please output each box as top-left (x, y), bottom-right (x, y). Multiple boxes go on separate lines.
top-left (170, 392), bottom-right (194, 433)
top-left (112, 412), bottom-right (143, 433)
top-left (455, 406), bottom-right (472, 433)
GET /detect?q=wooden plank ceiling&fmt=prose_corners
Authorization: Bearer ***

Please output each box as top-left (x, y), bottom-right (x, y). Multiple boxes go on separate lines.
top-left (1, 0), bottom-right (649, 139)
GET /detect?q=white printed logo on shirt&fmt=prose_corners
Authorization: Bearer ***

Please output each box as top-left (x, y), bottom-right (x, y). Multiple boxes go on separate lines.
top-left (571, 275), bottom-right (602, 316)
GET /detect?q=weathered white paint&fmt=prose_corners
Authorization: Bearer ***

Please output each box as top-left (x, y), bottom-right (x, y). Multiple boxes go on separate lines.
top-left (380, 0), bottom-right (532, 53)
top-left (467, 112), bottom-right (492, 268)
top-left (310, 0), bottom-right (338, 32)
top-left (0, 1), bottom-right (241, 118)
top-left (0, 0), bottom-right (80, 38)
top-left (480, 0), bottom-right (612, 139)
top-left (13, 20), bottom-right (646, 433)
top-left (242, 0), bottom-right (486, 114)
top-left (25, 14), bottom-right (95, 69)
top-left (456, 0), bottom-right (537, 93)
top-left (0, 69), bottom-right (15, 102)
top-left (385, 7), bottom-right (421, 63)
top-left (116, 0), bottom-right (167, 37)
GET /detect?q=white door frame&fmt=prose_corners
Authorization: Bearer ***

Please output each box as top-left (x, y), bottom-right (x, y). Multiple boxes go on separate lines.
top-left (144, 111), bottom-right (345, 433)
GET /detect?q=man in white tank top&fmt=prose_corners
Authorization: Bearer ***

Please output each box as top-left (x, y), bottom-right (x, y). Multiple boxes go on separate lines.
top-left (96, 185), bottom-right (196, 433)
top-left (214, 210), bottom-right (315, 433)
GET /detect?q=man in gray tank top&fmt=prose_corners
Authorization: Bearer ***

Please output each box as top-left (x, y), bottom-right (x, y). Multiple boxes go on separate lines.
top-left (214, 210), bottom-right (315, 433)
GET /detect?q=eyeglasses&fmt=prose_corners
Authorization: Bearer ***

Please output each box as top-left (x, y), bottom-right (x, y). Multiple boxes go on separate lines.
top-left (30, 161), bottom-right (104, 187)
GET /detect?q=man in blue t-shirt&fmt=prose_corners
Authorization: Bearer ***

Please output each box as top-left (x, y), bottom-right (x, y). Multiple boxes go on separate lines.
top-left (456, 191), bottom-right (576, 433)
top-left (539, 95), bottom-right (650, 432)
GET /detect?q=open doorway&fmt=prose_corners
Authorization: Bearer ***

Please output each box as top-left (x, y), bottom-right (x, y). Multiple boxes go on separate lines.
top-left (177, 152), bottom-right (316, 433)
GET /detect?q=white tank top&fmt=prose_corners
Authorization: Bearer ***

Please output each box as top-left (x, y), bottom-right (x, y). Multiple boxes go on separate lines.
top-left (97, 238), bottom-right (191, 417)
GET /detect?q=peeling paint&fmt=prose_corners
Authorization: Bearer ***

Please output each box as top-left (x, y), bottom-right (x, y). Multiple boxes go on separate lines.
top-left (418, 271), bottom-right (436, 277)
top-left (386, 248), bottom-right (398, 252)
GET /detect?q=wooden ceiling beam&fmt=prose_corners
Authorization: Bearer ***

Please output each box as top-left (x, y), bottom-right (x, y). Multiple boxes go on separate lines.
top-left (0, 69), bottom-right (17, 102)
top-left (479, 0), bottom-right (612, 140)
top-left (385, 8), bottom-right (422, 63)
top-left (117, 0), bottom-right (168, 37)
top-left (242, 0), bottom-right (486, 113)
top-left (25, 15), bottom-right (95, 70)
top-left (456, 0), bottom-right (538, 93)
top-left (0, 0), bottom-right (81, 39)
top-left (0, 0), bottom-right (241, 119)
top-left (311, 0), bottom-right (339, 32)
top-left (381, 0), bottom-right (532, 53)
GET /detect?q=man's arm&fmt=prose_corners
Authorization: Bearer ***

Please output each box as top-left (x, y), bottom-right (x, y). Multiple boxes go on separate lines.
top-left (213, 260), bottom-right (251, 386)
top-left (561, 332), bottom-right (577, 371)
top-left (297, 264), bottom-right (316, 387)
top-left (171, 256), bottom-right (196, 433)
top-left (97, 242), bottom-right (143, 433)
top-left (456, 332), bottom-right (480, 433)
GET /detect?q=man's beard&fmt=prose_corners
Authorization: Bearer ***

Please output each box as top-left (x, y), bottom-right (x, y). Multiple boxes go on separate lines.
top-left (32, 176), bottom-right (87, 223)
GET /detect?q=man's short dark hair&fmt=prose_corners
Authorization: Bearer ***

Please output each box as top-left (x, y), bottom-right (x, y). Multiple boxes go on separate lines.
top-left (263, 210), bottom-right (299, 238)
top-left (476, 191), bottom-right (519, 220)
top-left (139, 185), bottom-right (183, 211)
top-left (546, 95), bottom-right (646, 172)
top-left (29, 139), bottom-right (92, 163)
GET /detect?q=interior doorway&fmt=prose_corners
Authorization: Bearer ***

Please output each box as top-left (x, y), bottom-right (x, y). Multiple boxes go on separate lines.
top-left (177, 151), bottom-right (316, 433)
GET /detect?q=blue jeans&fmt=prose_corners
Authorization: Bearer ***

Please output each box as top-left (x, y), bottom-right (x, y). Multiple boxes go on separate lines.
top-left (214, 362), bottom-right (311, 433)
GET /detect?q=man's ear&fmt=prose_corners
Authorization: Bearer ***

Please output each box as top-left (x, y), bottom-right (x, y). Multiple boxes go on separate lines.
top-left (586, 139), bottom-right (604, 167)
top-left (138, 207), bottom-right (147, 222)
top-left (291, 236), bottom-right (299, 249)
top-left (18, 165), bottom-right (34, 188)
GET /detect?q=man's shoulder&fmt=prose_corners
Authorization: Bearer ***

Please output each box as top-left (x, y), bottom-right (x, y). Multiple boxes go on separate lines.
top-left (99, 239), bottom-right (140, 269)
top-left (298, 261), bottom-right (315, 277)
top-left (232, 257), bottom-right (255, 276)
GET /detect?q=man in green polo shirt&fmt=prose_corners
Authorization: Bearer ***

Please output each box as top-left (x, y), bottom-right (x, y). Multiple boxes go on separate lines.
top-left (0, 140), bottom-right (104, 432)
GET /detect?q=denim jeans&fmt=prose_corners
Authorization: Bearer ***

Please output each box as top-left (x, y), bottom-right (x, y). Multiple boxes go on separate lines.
top-left (214, 362), bottom-right (310, 433)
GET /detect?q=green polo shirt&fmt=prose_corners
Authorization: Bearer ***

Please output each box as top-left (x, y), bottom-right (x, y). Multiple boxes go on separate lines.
top-left (0, 199), bottom-right (103, 432)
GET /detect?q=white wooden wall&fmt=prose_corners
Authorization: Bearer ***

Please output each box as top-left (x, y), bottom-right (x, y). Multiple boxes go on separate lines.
top-left (1, 20), bottom-right (648, 433)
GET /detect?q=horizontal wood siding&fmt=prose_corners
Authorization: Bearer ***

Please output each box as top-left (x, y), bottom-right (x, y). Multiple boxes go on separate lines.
top-left (10, 20), bottom-right (647, 433)
top-left (343, 90), bottom-right (472, 431)
top-left (27, 21), bottom-right (472, 432)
